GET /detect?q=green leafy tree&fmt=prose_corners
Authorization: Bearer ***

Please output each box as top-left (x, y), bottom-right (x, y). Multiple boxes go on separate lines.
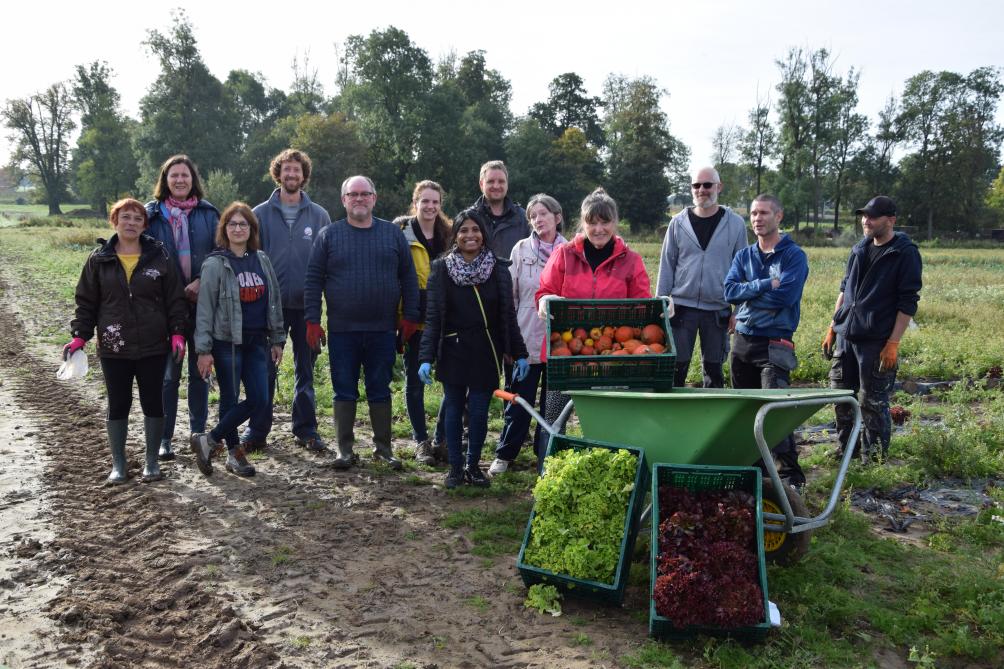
top-left (774, 48), bottom-right (812, 230)
top-left (224, 69), bottom-right (288, 203)
top-left (2, 82), bottom-right (76, 214)
top-left (828, 71), bottom-right (868, 230)
top-left (70, 62), bottom-right (139, 215)
top-left (603, 74), bottom-right (689, 233)
top-left (529, 72), bottom-right (604, 146)
top-left (289, 112), bottom-right (369, 219)
top-left (204, 169), bottom-right (240, 209)
top-left (985, 166), bottom-right (1004, 224)
top-left (739, 94), bottom-right (777, 199)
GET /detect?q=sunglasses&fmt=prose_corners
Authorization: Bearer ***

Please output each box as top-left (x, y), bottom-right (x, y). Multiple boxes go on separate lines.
top-left (691, 182), bottom-right (718, 190)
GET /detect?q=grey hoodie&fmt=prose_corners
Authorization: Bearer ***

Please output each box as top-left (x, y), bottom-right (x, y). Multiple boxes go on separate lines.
top-left (656, 206), bottom-right (748, 312)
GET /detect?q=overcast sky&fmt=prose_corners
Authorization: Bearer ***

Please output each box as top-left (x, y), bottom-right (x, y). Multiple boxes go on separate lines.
top-left (3, 0), bottom-right (1003, 178)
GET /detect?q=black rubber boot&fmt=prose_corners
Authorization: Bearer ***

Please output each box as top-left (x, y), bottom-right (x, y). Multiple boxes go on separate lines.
top-left (158, 438), bottom-right (176, 461)
top-left (332, 401), bottom-right (358, 470)
top-left (106, 419), bottom-right (129, 485)
top-left (142, 416), bottom-right (165, 482)
top-left (369, 402), bottom-right (402, 470)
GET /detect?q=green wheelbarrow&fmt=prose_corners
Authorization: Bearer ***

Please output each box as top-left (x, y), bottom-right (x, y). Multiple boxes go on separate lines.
top-left (495, 386), bottom-right (862, 565)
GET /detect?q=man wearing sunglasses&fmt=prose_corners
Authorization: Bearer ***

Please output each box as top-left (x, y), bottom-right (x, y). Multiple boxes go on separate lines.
top-left (304, 175), bottom-right (421, 471)
top-left (657, 166), bottom-right (747, 387)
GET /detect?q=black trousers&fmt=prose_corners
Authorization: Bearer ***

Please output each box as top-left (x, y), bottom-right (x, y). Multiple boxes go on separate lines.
top-left (101, 355), bottom-right (167, 421)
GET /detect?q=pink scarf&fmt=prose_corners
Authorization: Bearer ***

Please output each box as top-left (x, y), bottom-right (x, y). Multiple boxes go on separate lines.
top-left (165, 196), bottom-right (198, 282)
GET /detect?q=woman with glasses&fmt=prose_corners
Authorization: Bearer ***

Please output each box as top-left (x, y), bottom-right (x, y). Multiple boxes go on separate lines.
top-left (189, 203), bottom-right (285, 478)
top-left (417, 211), bottom-right (529, 489)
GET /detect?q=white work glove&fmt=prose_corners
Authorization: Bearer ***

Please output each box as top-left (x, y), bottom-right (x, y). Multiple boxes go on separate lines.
top-left (658, 295), bottom-right (675, 319)
top-left (538, 294), bottom-right (560, 320)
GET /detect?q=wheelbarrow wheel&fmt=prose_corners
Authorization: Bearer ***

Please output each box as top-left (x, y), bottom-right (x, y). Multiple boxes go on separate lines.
top-left (761, 478), bottom-right (811, 565)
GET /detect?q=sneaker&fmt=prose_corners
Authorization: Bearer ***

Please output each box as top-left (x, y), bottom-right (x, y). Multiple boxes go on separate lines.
top-left (465, 466), bottom-right (490, 488)
top-left (240, 435), bottom-right (268, 453)
top-left (226, 448), bottom-right (256, 477)
top-left (414, 439), bottom-right (435, 466)
top-left (295, 435), bottom-right (327, 452)
top-left (444, 468), bottom-right (464, 489)
top-left (190, 432), bottom-right (221, 477)
top-left (488, 458), bottom-right (510, 476)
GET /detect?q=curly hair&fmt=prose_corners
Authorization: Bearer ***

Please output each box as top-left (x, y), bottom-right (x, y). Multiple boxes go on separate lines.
top-left (269, 149), bottom-right (313, 187)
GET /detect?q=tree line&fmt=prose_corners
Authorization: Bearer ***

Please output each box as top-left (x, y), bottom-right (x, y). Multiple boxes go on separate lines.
top-left (4, 10), bottom-right (1003, 237)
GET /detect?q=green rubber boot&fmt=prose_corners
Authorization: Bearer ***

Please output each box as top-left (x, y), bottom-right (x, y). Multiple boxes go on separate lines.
top-left (331, 401), bottom-right (358, 470)
top-left (142, 416), bottom-right (165, 482)
top-left (369, 401), bottom-right (402, 470)
top-left (106, 419), bottom-right (129, 485)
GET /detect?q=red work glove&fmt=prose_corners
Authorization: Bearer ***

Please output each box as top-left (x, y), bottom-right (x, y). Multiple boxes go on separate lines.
top-left (62, 337), bottom-right (86, 360)
top-left (878, 340), bottom-right (899, 372)
top-left (171, 335), bottom-right (187, 364)
top-left (306, 322), bottom-right (326, 353)
top-left (821, 326), bottom-right (836, 359)
top-left (399, 320), bottom-right (419, 348)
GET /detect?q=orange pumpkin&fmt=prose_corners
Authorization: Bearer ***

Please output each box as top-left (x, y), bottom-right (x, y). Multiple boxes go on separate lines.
top-left (641, 324), bottom-right (665, 345)
top-left (614, 326), bottom-right (634, 343)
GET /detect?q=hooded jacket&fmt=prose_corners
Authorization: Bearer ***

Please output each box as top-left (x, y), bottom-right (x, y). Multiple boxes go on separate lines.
top-left (832, 232), bottom-right (922, 341)
top-left (398, 216), bottom-right (432, 329)
top-left (144, 199), bottom-right (220, 282)
top-left (656, 206), bottom-right (748, 312)
top-left (509, 232), bottom-right (568, 364)
top-left (253, 189), bottom-right (331, 310)
top-left (194, 248), bottom-right (286, 354)
top-left (724, 234), bottom-right (809, 340)
top-left (71, 233), bottom-right (188, 359)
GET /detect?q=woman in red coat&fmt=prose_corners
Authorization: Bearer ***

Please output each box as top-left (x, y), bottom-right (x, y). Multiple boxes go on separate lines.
top-left (534, 187), bottom-right (652, 443)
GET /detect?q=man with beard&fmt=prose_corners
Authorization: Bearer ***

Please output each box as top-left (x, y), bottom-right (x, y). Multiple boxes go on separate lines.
top-left (304, 175), bottom-right (420, 471)
top-left (241, 149), bottom-right (331, 452)
top-left (657, 166), bottom-right (747, 387)
top-left (822, 196), bottom-right (922, 460)
top-left (460, 160), bottom-right (529, 259)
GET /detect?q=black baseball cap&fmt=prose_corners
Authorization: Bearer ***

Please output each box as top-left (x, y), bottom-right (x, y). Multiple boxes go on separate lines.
top-left (855, 196), bottom-right (897, 218)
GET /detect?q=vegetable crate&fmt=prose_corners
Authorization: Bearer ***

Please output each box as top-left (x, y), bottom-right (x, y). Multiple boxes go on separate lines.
top-left (545, 298), bottom-right (676, 392)
top-left (516, 435), bottom-right (649, 606)
top-left (649, 463), bottom-right (771, 641)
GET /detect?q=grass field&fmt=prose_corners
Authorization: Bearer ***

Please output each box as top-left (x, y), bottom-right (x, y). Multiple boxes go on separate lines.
top-left (1, 216), bottom-right (1002, 668)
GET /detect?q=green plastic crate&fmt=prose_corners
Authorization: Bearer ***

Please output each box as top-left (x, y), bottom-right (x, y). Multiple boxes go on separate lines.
top-left (649, 463), bottom-right (771, 641)
top-left (545, 298), bottom-right (676, 392)
top-left (516, 435), bottom-right (649, 606)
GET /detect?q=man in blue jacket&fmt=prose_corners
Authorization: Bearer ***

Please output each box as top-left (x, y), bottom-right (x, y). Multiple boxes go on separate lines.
top-left (304, 175), bottom-right (420, 471)
top-left (725, 194), bottom-right (809, 487)
top-left (242, 149), bottom-right (332, 453)
top-left (822, 196), bottom-right (922, 460)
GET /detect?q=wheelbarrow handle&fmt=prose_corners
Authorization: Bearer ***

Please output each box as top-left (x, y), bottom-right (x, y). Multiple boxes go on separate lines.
top-left (492, 388), bottom-right (565, 436)
top-left (493, 389), bottom-right (519, 404)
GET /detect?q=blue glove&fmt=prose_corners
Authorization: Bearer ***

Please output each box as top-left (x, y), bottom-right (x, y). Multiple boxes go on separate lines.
top-left (512, 358), bottom-right (530, 383)
top-left (418, 362), bottom-right (433, 385)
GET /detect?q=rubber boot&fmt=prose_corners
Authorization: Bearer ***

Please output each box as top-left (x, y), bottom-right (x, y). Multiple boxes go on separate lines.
top-left (142, 416), bottom-right (165, 482)
top-left (331, 401), bottom-right (358, 470)
top-left (369, 402), bottom-right (402, 470)
top-left (106, 419), bottom-right (129, 485)
top-left (158, 438), bottom-right (175, 461)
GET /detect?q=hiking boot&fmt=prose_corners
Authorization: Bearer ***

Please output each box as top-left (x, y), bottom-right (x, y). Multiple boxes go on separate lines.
top-left (295, 435), bottom-right (327, 452)
top-left (226, 447), bottom-right (256, 477)
top-left (190, 432), bottom-right (221, 477)
top-left (488, 458), bottom-right (510, 477)
top-left (158, 439), bottom-right (176, 461)
top-left (370, 402), bottom-right (403, 470)
top-left (465, 466), bottom-right (490, 488)
top-left (106, 419), bottom-right (129, 485)
top-left (414, 439), bottom-right (435, 466)
top-left (142, 416), bottom-right (165, 483)
top-left (240, 434), bottom-right (268, 453)
top-left (431, 441), bottom-right (449, 464)
top-left (444, 468), bottom-right (464, 489)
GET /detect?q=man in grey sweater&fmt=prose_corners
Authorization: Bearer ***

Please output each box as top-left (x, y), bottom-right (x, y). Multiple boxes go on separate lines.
top-left (304, 175), bottom-right (420, 470)
top-left (656, 166), bottom-right (747, 387)
top-left (243, 149), bottom-right (331, 453)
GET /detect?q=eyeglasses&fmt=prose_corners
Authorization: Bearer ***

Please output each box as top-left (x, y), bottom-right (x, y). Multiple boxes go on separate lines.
top-left (691, 182), bottom-right (718, 190)
top-left (226, 221), bottom-right (250, 229)
top-left (345, 191), bottom-right (375, 200)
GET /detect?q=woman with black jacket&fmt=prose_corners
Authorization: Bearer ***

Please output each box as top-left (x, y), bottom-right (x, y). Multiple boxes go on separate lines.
top-left (65, 198), bottom-right (188, 484)
top-left (418, 211), bottom-right (529, 489)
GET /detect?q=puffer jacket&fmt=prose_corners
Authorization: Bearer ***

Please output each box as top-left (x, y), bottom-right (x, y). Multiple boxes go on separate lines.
top-left (536, 235), bottom-right (652, 304)
top-left (71, 233), bottom-right (188, 359)
top-left (145, 198), bottom-right (220, 282)
top-left (194, 249), bottom-right (286, 354)
top-left (509, 233), bottom-right (568, 364)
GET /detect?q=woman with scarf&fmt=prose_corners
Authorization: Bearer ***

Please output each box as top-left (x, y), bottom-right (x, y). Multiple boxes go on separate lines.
top-left (145, 155), bottom-right (220, 462)
top-left (417, 212), bottom-right (529, 489)
top-left (488, 194), bottom-right (568, 476)
top-left (190, 203), bottom-right (285, 478)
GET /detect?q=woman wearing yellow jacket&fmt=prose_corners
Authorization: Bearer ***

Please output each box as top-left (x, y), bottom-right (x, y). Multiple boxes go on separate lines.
top-left (397, 180), bottom-right (452, 465)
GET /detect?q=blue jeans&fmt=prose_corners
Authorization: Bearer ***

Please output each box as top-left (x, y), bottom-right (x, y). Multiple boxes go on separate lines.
top-left (209, 334), bottom-right (270, 448)
top-left (495, 363), bottom-right (545, 462)
top-left (403, 329), bottom-right (429, 442)
top-left (443, 383), bottom-right (491, 471)
top-left (162, 331), bottom-right (209, 443)
top-left (245, 308), bottom-right (319, 441)
top-left (327, 331), bottom-right (396, 403)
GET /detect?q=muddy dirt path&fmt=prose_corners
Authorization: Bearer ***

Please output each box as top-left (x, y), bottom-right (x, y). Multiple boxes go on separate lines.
top-left (0, 271), bottom-right (652, 668)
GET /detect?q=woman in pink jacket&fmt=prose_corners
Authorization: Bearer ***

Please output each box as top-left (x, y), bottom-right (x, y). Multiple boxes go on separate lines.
top-left (534, 188), bottom-right (652, 441)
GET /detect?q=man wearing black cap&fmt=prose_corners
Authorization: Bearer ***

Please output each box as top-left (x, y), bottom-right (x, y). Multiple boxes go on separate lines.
top-left (822, 196), bottom-right (922, 460)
